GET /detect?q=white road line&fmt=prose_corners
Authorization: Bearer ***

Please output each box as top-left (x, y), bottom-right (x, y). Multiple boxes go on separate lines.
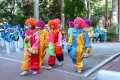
top-left (0, 56), bottom-right (84, 77)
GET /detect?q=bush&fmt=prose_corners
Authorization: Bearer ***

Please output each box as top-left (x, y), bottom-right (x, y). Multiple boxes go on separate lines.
top-left (107, 27), bottom-right (117, 41)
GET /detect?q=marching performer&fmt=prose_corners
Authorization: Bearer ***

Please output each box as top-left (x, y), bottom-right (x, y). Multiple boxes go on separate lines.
top-left (37, 20), bottom-right (49, 66)
top-left (47, 20), bottom-right (64, 70)
top-left (20, 18), bottom-right (41, 76)
top-left (67, 17), bottom-right (92, 73)
top-left (65, 21), bottom-right (74, 53)
top-left (5, 26), bottom-right (11, 54)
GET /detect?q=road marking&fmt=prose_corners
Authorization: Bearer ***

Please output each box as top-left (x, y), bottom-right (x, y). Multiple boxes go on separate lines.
top-left (63, 50), bottom-right (112, 56)
top-left (0, 56), bottom-right (84, 77)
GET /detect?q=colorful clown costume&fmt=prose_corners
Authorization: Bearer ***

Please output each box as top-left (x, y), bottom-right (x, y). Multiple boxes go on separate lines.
top-left (20, 18), bottom-right (41, 76)
top-left (21, 29), bottom-right (41, 71)
top-left (67, 28), bottom-right (92, 71)
top-left (39, 28), bottom-right (49, 66)
top-left (48, 29), bottom-right (64, 66)
top-left (47, 20), bottom-right (64, 69)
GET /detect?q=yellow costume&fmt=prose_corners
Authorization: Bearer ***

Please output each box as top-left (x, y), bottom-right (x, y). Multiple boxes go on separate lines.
top-left (39, 28), bottom-right (49, 66)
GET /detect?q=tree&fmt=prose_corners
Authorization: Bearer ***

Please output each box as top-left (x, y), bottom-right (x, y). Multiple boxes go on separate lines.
top-left (63, 0), bottom-right (86, 27)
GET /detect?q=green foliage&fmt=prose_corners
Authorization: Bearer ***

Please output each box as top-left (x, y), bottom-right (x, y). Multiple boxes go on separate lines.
top-left (91, 17), bottom-right (101, 27)
top-left (63, 0), bottom-right (86, 21)
top-left (39, 0), bottom-right (61, 23)
top-left (107, 27), bottom-right (117, 41)
top-left (91, 0), bottom-right (112, 19)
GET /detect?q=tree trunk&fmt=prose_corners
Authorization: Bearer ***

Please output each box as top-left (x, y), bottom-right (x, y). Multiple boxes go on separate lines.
top-left (34, 0), bottom-right (39, 21)
top-left (105, 0), bottom-right (108, 29)
top-left (61, 0), bottom-right (65, 28)
top-left (87, 0), bottom-right (90, 20)
top-left (111, 0), bottom-right (118, 34)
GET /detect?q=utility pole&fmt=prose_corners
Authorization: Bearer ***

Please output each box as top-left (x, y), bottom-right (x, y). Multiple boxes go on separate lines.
top-left (34, 0), bottom-right (39, 21)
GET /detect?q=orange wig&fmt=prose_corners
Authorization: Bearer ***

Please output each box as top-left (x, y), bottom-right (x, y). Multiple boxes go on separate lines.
top-left (48, 20), bottom-right (59, 29)
top-left (25, 18), bottom-right (37, 28)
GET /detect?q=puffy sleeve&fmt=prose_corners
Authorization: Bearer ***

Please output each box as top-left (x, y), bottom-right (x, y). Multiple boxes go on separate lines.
top-left (89, 29), bottom-right (94, 37)
top-left (28, 33), bottom-right (40, 54)
top-left (84, 32), bottom-right (92, 52)
top-left (44, 29), bottom-right (49, 48)
top-left (57, 31), bottom-right (62, 47)
top-left (67, 32), bottom-right (73, 46)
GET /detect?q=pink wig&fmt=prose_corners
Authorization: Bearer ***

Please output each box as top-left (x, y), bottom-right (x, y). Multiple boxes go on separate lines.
top-left (37, 20), bottom-right (45, 27)
top-left (74, 17), bottom-right (86, 29)
top-left (54, 18), bottom-right (61, 24)
top-left (68, 21), bottom-right (74, 27)
top-left (85, 19), bottom-right (92, 26)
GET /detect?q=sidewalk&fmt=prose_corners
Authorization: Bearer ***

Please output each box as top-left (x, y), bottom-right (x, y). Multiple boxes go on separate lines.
top-left (102, 56), bottom-right (120, 72)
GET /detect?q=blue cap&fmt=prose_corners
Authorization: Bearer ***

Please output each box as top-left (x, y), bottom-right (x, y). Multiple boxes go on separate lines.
top-left (17, 24), bottom-right (21, 32)
top-left (4, 23), bottom-right (8, 29)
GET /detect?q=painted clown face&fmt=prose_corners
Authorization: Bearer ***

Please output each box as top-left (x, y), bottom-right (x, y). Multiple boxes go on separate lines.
top-left (39, 26), bottom-right (44, 30)
top-left (28, 23), bottom-right (33, 29)
top-left (75, 22), bottom-right (80, 29)
top-left (51, 24), bottom-right (55, 29)
top-left (86, 24), bottom-right (90, 28)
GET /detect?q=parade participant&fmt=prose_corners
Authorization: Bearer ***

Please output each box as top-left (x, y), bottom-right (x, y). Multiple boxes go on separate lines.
top-left (54, 18), bottom-right (65, 49)
top-left (84, 19), bottom-right (94, 57)
top-left (0, 25), bottom-right (5, 48)
top-left (47, 20), bottom-right (64, 70)
top-left (17, 24), bottom-right (24, 49)
top-left (65, 21), bottom-right (74, 53)
top-left (20, 18), bottom-right (41, 76)
top-left (5, 26), bottom-right (11, 54)
top-left (97, 25), bottom-right (102, 42)
top-left (67, 17), bottom-right (92, 73)
top-left (102, 28), bottom-right (107, 42)
top-left (85, 19), bottom-right (94, 43)
top-left (10, 26), bottom-right (15, 50)
top-left (37, 20), bottom-right (49, 66)
top-left (13, 30), bottom-right (20, 52)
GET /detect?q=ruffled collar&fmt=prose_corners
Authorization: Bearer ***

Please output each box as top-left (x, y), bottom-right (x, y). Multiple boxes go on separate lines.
top-left (26, 29), bottom-right (38, 36)
top-left (49, 29), bottom-right (60, 34)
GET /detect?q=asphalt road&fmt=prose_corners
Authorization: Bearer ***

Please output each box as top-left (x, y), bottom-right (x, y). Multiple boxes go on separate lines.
top-left (0, 42), bottom-right (120, 80)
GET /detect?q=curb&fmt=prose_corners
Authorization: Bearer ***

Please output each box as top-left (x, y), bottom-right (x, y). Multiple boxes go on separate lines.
top-left (98, 70), bottom-right (120, 80)
top-left (83, 52), bottom-right (120, 77)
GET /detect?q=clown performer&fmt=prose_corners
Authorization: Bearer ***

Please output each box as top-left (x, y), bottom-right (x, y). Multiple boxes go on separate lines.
top-left (20, 18), bottom-right (41, 76)
top-left (84, 19), bottom-right (94, 57)
top-left (84, 19), bottom-right (94, 43)
top-left (47, 20), bottom-right (64, 70)
top-left (5, 26), bottom-right (11, 54)
top-left (54, 18), bottom-right (65, 49)
top-left (67, 17), bottom-right (92, 73)
top-left (37, 20), bottom-right (49, 66)
top-left (65, 21), bottom-right (74, 53)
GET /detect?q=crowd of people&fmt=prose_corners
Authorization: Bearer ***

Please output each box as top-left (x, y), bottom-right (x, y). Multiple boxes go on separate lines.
top-left (0, 17), bottom-right (107, 76)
